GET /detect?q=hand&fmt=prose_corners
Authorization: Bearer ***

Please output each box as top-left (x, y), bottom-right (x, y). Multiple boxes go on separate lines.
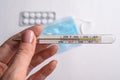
top-left (0, 25), bottom-right (58, 80)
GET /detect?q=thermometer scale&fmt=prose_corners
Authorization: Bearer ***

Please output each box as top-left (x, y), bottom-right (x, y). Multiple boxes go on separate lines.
top-left (13, 34), bottom-right (115, 44)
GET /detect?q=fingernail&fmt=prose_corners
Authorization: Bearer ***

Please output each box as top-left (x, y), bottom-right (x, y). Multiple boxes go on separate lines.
top-left (52, 60), bottom-right (57, 64)
top-left (22, 30), bottom-right (34, 43)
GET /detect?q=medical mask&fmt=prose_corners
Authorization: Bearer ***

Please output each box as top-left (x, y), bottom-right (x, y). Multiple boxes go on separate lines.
top-left (41, 17), bottom-right (81, 53)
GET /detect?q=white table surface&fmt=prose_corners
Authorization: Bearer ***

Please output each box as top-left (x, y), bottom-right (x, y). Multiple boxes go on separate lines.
top-left (0, 0), bottom-right (120, 80)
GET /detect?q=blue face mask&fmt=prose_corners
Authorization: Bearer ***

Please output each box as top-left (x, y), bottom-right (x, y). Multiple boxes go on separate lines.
top-left (41, 17), bottom-right (81, 53)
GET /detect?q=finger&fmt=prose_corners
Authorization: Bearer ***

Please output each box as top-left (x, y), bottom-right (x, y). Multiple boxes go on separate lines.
top-left (7, 44), bottom-right (51, 67)
top-left (0, 25), bottom-right (42, 64)
top-left (28, 60), bottom-right (57, 80)
top-left (35, 44), bottom-right (50, 53)
top-left (2, 30), bottom-right (36, 80)
top-left (0, 62), bottom-right (8, 77)
top-left (30, 45), bottom-right (58, 70)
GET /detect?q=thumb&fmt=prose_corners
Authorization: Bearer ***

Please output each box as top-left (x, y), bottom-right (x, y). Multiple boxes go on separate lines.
top-left (2, 30), bottom-right (36, 80)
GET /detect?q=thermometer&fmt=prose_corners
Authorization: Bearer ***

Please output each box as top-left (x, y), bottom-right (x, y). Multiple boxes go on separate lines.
top-left (13, 34), bottom-right (115, 44)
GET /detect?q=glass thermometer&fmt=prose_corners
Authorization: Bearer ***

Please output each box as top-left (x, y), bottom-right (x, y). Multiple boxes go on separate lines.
top-left (13, 34), bottom-right (115, 44)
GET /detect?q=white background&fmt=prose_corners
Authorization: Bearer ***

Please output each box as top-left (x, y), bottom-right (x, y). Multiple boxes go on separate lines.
top-left (0, 0), bottom-right (120, 80)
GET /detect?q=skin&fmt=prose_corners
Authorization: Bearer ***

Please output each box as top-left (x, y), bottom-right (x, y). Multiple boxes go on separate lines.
top-left (0, 25), bottom-right (58, 80)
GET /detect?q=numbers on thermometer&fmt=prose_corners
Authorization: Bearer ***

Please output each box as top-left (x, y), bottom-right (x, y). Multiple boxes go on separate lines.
top-left (58, 35), bottom-right (101, 44)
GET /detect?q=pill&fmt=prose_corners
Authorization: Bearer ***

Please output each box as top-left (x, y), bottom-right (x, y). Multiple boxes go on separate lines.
top-left (35, 19), bottom-right (41, 24)
top-left (23, 19), bottom-right (29, 24)
top-left (36, 13), bottom-right (42, 18)
top-left (48, 13), bottom-right (54, 18)
top-left (23, 12), bottom-right (29, 18)
top-left (30, 12), bottom-right (35, 18)
top-left (42, 19), bottom-right (47, 24)
top-left (42, 13), bottom-right (48, 18)
top-left (48, 19), bottom-right (54, 23)
top-left (29, 19), bottom-right (35, 24)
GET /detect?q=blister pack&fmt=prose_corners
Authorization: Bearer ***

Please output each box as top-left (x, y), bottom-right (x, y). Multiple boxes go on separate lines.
top-left (19, 11), bottom-right (56, 26)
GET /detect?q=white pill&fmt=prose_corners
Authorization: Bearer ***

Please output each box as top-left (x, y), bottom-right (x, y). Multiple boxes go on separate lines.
top-left (42, 19), bottom-right (47, 24)
top-left (35, 19), bottom-right (41, 24)
top-left (23, 12), bottom-right (29, 18)
top-left (42, 13), bottom-right (48, 18)
top-left (29, 19), bottom-right (35, 24)
top-left (30, 12), bottom-right (35, 18)
top-left (23, 19), bottom-right (29, 24)
top-left (48, 19), bottom-right (54, 23)
top-left (48, 13), bottom-right (54, 18)
top-left (36, 13), bottom-right (41, 18)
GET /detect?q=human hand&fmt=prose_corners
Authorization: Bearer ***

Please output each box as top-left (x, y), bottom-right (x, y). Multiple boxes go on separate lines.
top-left (0, 25), bottom-right (58, 80)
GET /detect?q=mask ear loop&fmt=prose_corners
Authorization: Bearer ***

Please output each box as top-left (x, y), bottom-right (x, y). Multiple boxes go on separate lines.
top-left (74, 18), bottom-right (92, 34)
top-left (81, 21), bottom-right (92, 34)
